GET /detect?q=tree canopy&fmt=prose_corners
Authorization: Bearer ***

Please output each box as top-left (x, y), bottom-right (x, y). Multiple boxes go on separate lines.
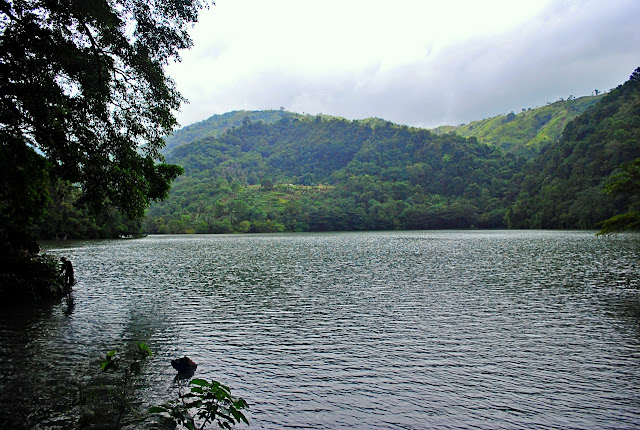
top-left (0, 0), bottom-right (207, 299)
top-left (0, 0), bottom-right (205, 255)
top-left (599, 157), bottom-right (640, 234)
top-left (144, 116), bottom-right (525, 234)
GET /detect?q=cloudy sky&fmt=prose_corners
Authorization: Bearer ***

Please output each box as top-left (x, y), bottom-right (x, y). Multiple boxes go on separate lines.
top-left (166, 0), bottom-right (640, 129)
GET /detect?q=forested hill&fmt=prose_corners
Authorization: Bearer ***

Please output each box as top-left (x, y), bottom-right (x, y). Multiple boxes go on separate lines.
top-left (433, 94), bottom-right (603, 156)
top-left (505, 69), bottom-right (640, 229)
top-left (145, 115), bottom-right (526, 233)
top-left (143, 69), bottom-right (639, 235)
top-left (163, 110), bottom-right (393, 155)
top-left (166, 96), bottom-right (603, 159)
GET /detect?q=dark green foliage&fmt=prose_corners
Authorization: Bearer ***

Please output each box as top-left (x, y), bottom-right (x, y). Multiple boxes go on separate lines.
top-left (1, 0), bottom-right (201, 298)
top-left (145, 116), bottom-right (525, 233)
top-left (599, 158), bottom-right (640, 234)
top-left (598, 211), bottom-right (640, 234)
top-left (0, 253), bottom-right (66, 305)
top-left (164, 109), bottom-right (301, 154)
top-left (151, 378), bottom-right (248, 430)
top-left (0, 0), bottom-right (196, 218)
top-left (0, 142), bottom-right (50, 257)
top-left (77, 342), bottom-right (153, 429)
top-left (80, 342), bottom-right (248, 429)
top-left (100, 342), bottom-right (152, 374)
top-left (604, 158), bottom-right (640, 197)
top-left (36, 179), bottom-right (145, 239)
top-left (506, 68), bottom-right (640, 229)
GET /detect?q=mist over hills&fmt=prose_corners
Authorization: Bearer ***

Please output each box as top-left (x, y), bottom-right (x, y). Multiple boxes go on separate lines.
top-left (143, 69), bottom-right (639, 234)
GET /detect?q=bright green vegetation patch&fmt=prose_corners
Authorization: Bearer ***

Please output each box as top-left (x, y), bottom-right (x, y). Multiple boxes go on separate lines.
top-left (433, 95), bottom-right (603, 156)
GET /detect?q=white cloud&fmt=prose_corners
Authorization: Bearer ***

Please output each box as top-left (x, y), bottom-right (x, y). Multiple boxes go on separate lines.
top-left (167, 0), bottom-right (640, 129)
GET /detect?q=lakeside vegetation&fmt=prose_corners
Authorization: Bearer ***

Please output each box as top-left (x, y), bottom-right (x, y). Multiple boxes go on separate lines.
top-left (29, 68), bottom-right (640, 238)
top-left (1, 0), bottom-right (638, 294)
top-left (0, 2), bottom-right (253, 428)
top-left (0, 1), bottom-right (638, 424)
top-left (144, 117), bottom-right (524, 233)
top-left (138, 69), bottom-right (640, 235)
top-left (0, 0), bottom-right (205, 298)
top-left (507, 72), bottom-right (640, 229)
top-left (10, 2), bottom-right (640, 428)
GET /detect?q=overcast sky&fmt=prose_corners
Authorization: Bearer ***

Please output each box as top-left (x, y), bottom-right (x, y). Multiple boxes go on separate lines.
top-left (166, 0), bottom-right (640, 129)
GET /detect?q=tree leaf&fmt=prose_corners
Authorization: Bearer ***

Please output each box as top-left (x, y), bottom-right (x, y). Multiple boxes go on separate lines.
top-left (190, 378), bottom-right (209, 387)
top-left (137, 342), bottom-right (153, 357)
top-left (148, 406), bottom-right (167, 413)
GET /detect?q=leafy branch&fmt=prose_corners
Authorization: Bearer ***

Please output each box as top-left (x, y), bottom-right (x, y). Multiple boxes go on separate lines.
top-left (150, 377), bottom-right (249, 430)
top-left (99, 342), bottom-right (153, 429)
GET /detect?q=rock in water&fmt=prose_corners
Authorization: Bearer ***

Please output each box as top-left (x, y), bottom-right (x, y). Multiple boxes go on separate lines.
top-left (171, 356), bottom-right (197, 374)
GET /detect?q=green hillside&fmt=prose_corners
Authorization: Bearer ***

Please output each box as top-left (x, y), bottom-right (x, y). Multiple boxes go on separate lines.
top-left (143, 69), bottom-right (639, 235)
top-left (35, 69), bottom-right (639, 237)
top-left (433, 95), bottom-right (603, 156)
top-left (506, 70), bottom-right (640, 229)
top-left (163, 110), bottom-right (401, 155)
top-left (167, 95), bottom-right (603, 159)
top-left (144, 116), bottom-right (524, 233)
top-left (163, 109), bottom-right (301, 154)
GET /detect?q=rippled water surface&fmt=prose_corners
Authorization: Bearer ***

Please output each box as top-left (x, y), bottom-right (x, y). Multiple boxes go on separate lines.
top-left (2, 231), bottom-right (640, 429)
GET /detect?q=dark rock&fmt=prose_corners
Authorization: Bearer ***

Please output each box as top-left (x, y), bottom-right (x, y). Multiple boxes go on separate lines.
top-left (171, 356), bottom-right (197, 374)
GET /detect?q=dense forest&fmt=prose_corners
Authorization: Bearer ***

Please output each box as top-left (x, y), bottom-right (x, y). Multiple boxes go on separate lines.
top-left (506, 70), bottom-right (640, 229)
top-left (35, 68), bottom-right (640, 238)
top-left (163, 109), bottom-right (301, 154)
top-left (135, 69), bottom-right (638, 234)
top-left (144, 118), bottom-right (525, 233)
top-left (1, 0), bottom-right (200, 302)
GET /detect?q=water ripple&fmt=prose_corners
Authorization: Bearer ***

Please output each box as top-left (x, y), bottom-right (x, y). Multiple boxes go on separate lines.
top-left (1, 231), bottom-right (640, 429)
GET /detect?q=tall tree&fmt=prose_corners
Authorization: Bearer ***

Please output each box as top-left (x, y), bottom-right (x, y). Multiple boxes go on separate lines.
top-left (0, 0), bottom-right (206, 256)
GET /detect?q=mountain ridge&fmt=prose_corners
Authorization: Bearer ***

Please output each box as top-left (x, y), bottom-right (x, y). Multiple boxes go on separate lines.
top-left (166, 94), bottom-right (604, 158)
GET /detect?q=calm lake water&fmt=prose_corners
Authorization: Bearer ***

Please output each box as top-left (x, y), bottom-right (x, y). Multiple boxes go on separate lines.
top-left (1, 231), bottom-right (640, 429)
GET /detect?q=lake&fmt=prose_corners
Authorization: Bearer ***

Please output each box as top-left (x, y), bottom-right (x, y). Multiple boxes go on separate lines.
top-left (1, 231), bottom-right (640, 429)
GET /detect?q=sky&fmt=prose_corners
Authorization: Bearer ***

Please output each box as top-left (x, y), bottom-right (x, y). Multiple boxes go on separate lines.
top-left (166, 0), bottom-right (640, 129)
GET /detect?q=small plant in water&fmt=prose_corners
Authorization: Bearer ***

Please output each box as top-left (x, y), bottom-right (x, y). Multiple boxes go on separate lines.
top-left (150, 377), bottom-right (249, 429)
top-left (101, 341), bottom-right (153, 375)
top-left (78, 342), bottom-right (153, 428)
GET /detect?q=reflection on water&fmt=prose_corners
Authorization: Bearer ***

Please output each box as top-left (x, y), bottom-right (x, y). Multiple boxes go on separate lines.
top-left (1, 231), bottom-right (640, 428)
